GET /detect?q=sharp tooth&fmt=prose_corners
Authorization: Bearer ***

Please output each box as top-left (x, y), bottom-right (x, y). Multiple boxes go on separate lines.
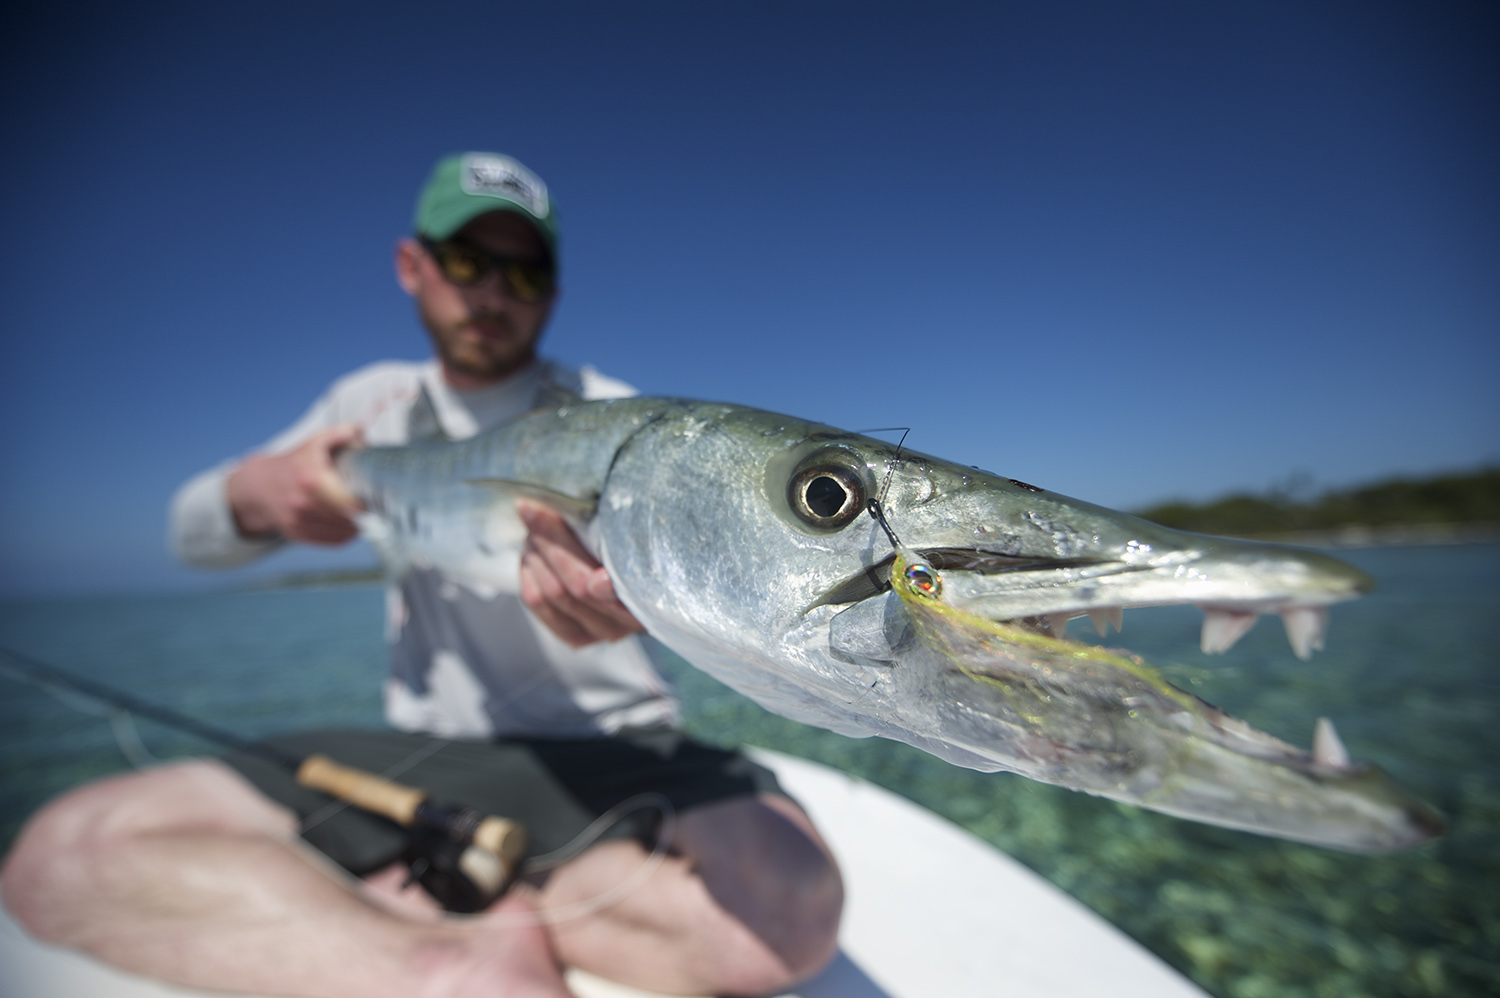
top-left (1313, 717), bottom-right (1350, 768)
top-left (1280, 606), bottom-right (1328, 661)
top-left (1199, 607), bottom-right (1258, 654)
top-left (1047, 613), bottom-right (1071, 638)
top-left (1088, 607), bottom-right (1125, 636)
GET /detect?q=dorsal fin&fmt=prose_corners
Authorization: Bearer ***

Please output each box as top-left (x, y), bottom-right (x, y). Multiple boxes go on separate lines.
top-left (534, 380), bottom-right (585, 411)
top-left (407, 384), bottom-right (452, 442)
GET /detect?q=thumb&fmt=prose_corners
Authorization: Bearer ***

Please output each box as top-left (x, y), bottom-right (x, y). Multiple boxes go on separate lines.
top-left (314, 470), bottom-right (363, 515)
top-left (315, 424), bottom-right (365, 513)
top-left (324, 423), bottom-right (366, 452)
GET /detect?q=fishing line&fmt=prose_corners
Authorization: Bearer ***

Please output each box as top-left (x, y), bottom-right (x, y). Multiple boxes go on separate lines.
top-left (502, 792), bottom-right (678, 928)
top-left (876, 427), bottom-right (911, 503)
top-left (106, 709), bottom-right (162, 769)
top-left (9, 662), bottom-right (165, 770)
top-left (867, 427), bottom-right (911, 551)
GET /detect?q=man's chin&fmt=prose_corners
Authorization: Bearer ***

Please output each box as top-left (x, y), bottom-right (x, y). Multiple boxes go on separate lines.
top-left (442, 347), bottom-right (536, 386)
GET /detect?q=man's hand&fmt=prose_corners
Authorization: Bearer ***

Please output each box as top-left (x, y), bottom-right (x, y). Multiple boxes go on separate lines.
top-left (517, 499), bottom-right (646, 648)
top-left (225, 425), bottom-right (365, 545)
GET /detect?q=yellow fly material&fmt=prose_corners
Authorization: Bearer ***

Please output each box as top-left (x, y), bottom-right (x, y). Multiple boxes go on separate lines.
top-left (890, 548), bottom-right (1196, 713)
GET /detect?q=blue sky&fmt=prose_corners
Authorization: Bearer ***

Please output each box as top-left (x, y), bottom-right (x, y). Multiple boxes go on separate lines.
top-left (1, 1), bottom-right (1495, 595)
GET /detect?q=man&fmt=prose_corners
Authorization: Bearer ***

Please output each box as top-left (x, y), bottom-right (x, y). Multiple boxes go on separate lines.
top-left (2, 152), bottom-right (843, 998)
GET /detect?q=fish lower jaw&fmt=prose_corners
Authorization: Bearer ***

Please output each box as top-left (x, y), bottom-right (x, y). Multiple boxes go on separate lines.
top-left (1013, 600), bottom-right (1331, 661)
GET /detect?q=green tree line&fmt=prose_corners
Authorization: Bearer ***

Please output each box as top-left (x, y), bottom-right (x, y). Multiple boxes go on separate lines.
top-left (1135, 467), bottom-right (1500, 538)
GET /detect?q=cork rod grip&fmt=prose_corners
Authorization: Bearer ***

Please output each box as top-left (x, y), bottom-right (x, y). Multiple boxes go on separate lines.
top-left (295, 754), bottom-right (427, 826)
top-left (473, 815), bottom-right (528, 865)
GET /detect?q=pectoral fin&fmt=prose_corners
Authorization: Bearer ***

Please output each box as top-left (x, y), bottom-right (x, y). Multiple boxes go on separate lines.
top-left (464, 479), bottom-right (598, 520)
top-left (533, 381), bottom-right (585, 410)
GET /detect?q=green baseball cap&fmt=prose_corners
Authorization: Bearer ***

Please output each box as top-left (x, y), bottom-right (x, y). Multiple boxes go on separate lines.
top-left (413, 152), bottom-right (558, 258)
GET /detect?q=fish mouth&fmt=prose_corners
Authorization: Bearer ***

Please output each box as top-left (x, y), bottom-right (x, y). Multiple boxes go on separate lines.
top-left (813, 548), bottom-right (1103, 605)
top-left (816, 543), bottom-right (1370, 662)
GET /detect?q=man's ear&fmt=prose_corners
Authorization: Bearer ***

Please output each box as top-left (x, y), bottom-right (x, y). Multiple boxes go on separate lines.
top-left (394, 238), bottom-right (423, 295)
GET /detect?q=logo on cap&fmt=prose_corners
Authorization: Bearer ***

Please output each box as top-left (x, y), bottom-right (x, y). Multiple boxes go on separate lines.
top-left (460, 154), bottom-right (549, 219)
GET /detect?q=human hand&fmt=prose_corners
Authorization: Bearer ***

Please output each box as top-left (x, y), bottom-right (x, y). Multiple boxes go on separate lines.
top-left (516, 498), bottom-right (646, 648)
top-left (225, 425), bottom-right (365, 545)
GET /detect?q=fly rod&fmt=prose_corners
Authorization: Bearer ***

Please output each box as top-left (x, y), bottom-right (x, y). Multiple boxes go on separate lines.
top-left (0, 645), bottom-right (526, 912)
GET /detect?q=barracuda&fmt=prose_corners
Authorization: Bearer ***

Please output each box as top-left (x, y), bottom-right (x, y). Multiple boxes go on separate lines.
top-left (342, 396), bottom-right (1444, 852)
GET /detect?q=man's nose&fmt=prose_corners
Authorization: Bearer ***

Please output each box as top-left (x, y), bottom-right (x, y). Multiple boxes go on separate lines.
top-left (462, 270), bottom-right (512, 308)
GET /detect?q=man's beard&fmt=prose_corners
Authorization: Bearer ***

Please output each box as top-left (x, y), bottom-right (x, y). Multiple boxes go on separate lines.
top-left (425, 308), bottom-right (539, 384)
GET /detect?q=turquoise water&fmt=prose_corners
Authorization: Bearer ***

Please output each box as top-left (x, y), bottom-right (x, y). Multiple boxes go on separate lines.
top-left (2, 543), bottom-right (1496, 997)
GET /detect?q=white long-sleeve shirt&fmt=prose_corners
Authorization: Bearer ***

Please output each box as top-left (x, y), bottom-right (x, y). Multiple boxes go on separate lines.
top-left (170, 359), bottom-right (680, 739)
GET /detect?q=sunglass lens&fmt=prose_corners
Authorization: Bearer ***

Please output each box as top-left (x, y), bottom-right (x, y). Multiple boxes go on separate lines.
top-left (435, 245), bottom-right (485, 286)
top-left (504, 264), bottom-right (551, 304)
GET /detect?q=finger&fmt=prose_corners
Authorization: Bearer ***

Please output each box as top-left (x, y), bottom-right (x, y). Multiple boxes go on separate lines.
top-left (584, 569), bottom-right (622, 605)
top-left (578, 569), bottom-right (644, 630)
top-left (519, 517), bottom-right (635, 614)
top-left (526, 533), bottom-right (605, 602)
top-left (516, 501), bottom-right (598, 568)
top-left (524, 534), bottom-right (642, 632)
top-left (325, 423), bottom-right (366, 451)
top-left (517, 498), bottom-right (646, 642)
top-left (295, 521), bottom-right (361, 546)
top-left (312, 472), bottom-right (363, 516)
top-left (520, 549), bottom-right (622, 636)
top-left (301, 424), bottom-right (366, 465)
top-left (525, 601), bottom-right (595, 648)
top-left (307, 425), bottom-right (367, 515)
top-left (519, 549), bottom-right (642, 645)
top-left (518, 553), bottom-right (600, 648)
top-left (285, 507), bottom-right (361, 546)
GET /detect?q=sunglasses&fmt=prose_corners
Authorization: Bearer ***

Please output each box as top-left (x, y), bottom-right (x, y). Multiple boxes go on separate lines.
top-left (418, 236), bottom-right (555, 304)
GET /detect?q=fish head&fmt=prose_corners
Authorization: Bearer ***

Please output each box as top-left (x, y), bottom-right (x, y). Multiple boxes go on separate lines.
top-left (603, 402), bottom-right (1375, 678)
top-left (597, 402), bottom-right (1440, 851)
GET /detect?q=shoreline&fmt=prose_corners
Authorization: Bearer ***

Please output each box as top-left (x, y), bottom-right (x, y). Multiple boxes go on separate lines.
top-left (1225, 521), bottom-right (1500, 549)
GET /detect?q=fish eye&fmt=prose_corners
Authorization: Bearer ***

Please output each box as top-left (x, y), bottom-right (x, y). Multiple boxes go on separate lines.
top-left (788, 465), bottom-right (865, 529)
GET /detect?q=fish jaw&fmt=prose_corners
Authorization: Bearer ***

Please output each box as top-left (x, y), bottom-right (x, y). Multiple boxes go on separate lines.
top-left (855, 462), bottom-right (1375, 660)
top-left (883, 549), bottom-right (1445, 852)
